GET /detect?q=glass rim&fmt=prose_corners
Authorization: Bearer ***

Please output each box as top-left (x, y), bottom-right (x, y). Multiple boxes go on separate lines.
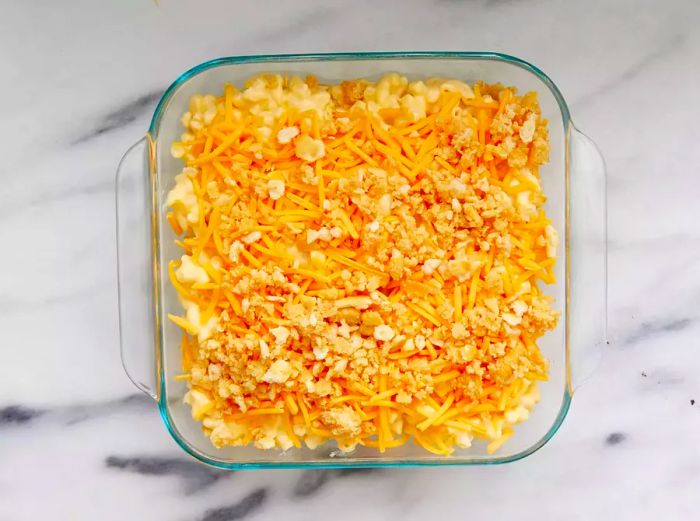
top-left (149, 51), bottom-right (575, 469)
top-left (148, 52), bottom-right (572, 138)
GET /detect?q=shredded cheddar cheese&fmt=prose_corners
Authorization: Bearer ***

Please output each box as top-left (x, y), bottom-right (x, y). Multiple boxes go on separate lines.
top-left (166, 73), bottom-right (559, 456)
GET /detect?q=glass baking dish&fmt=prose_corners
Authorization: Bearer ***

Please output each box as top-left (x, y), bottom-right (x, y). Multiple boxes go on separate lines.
top-left (116, 52), bottom-right (606, 469)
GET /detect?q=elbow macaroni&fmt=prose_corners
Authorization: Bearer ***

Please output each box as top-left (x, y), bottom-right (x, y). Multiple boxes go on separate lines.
top-left (165, 73), bottom-right (558, 456)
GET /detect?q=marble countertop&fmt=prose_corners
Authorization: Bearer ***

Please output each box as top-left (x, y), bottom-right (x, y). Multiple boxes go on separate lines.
top-left (2, 0), bottom-right (699, 519)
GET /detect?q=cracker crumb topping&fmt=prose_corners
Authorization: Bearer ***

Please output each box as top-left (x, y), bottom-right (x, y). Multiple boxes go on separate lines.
top-left (166, 74), bottom-right (559, 456)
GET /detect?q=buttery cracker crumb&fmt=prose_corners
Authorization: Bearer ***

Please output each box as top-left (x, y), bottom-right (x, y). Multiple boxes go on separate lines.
top-left (271, 326), bottom-right (290, 345)
top-left (242, 231), bottom-right (262, 244)
top-left (373, 324), bottom-right (395, 342)
top-left (422, 259), bottom-right (442, 275)
top-left (262, 359), bottom-right (292, 383)
top-left (277, 126), bottom-right (300, 144)
top-left (267, 179), bottom-right (286, 200)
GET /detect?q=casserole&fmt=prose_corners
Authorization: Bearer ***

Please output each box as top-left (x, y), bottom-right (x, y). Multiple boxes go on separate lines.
top-left (116, 52), bottom-right (606, 469)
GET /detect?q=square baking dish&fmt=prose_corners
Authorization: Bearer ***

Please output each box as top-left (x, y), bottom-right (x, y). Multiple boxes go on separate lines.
top-left (116, 52), bottom-right (606, 469)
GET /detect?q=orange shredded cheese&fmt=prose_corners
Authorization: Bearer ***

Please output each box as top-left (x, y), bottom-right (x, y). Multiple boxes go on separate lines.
top-left (165, 73), bottom-right (559, 455)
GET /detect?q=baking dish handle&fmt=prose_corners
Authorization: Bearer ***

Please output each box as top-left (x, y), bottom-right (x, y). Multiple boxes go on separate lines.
top-left (116, 137), bottom-right (158, 400)
top-left (569, 126), bottom-right (608, 391)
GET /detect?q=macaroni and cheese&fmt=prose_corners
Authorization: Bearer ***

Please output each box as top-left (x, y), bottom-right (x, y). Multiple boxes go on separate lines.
top-left (166, 73), bottom-right (558, 455)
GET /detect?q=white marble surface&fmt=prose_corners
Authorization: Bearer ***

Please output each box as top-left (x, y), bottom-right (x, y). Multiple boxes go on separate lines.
top-left (1, 0), bottom-right (699, 519)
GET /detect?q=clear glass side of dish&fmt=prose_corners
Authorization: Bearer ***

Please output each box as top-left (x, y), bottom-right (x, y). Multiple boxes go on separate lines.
top-left (116, 137), bottom-right (158, 400)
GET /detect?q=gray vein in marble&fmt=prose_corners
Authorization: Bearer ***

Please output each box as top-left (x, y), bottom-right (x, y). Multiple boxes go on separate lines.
top-left (481, 0), bottom-right (525, 6)
top-left (68, 4), bottom-right (335, 147)
top-left (72, 89), bottom-right (163, 144)
top-left (572, 34), bottom-right (685, 109)
top-left (63, 393), bottom-right (152, 424)
top-left (437, 0), bottom-right (523, 10)
top-left (292, 468), bottom-right (381, 498)
top-left (0, 405), bottom-right (47, 426)
top-left (198, 488), bottom-right (267, 521)
top-left (67, 9), bottom-right (342, 149)
top-left (605, 432), bottom-right (627, 446)
top-left (0, 393), bottom-right (151, 430)
top-left (0, 179), bottom-right (114, 220)
top-left (106, 455), bottom-right (229, 494)
top-left (622, 317), bottom-right (693, 347)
